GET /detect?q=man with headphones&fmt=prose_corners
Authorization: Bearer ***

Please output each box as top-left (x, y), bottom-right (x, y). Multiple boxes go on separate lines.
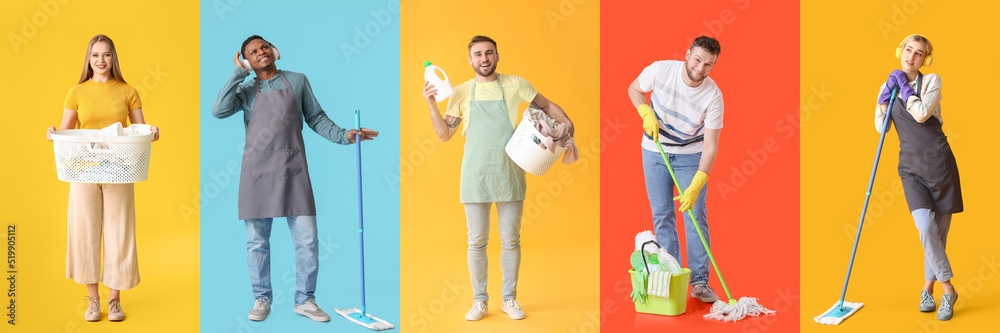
top-left (212, 35), bottom-right (378, 322)
top-left (626, 36), bottom-right (724, 304)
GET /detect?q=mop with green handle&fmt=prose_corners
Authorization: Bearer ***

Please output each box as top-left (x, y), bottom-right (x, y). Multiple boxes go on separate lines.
top-left (334, 109), bottom-right (395, 331)
top-left (653, 138), bottom-right (775, 322)
top-left (814, 86), bottom-right (899, 325)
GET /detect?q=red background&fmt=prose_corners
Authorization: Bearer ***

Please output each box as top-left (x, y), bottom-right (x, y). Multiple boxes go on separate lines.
top-left (599, 0), bottom-right (800, 332)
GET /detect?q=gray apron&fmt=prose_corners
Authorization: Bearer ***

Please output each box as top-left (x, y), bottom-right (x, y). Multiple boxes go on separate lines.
top-left (892, 72), bottom-right (963, 214)
top-left (237, 71), bottom-right (317, 219)
top-left (459, 79), bottom-right (526, 203)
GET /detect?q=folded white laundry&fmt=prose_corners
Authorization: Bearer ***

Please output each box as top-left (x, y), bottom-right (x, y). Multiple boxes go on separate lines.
top-left (123, 124), bottom-right (153, 136)
top-left (99, 122), bottom-right (124, 136)
top-left (647, 270), bottom-right (671, 298)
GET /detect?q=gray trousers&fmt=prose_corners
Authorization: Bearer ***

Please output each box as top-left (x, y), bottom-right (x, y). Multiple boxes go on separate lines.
top-left (465, 201), bottom-right (523, 302)
top-left (912, 208), bottom-right (953, 282)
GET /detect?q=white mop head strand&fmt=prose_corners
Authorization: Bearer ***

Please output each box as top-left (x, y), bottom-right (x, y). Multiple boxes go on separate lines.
top-left (335, 307), bottom-right (395, 331)
top-left (813, 301), bottom-right (863, 325)
top-left (703, 297), bottom-right (776, 322)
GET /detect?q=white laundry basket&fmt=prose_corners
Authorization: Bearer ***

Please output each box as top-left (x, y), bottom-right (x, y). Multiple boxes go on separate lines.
top-left (51, 129), bottom-right (154, 183)
top-left (505, 112), bottom-right (568, 176)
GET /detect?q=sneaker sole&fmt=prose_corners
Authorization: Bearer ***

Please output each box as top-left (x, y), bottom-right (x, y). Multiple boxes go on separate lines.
top-left (919, 305), bottom-right (935, 312)
top-left (465, 314), bottom-right (485, 321)
top-left (503, 311), bottom-right (525, 320)
top-left (294, 308), bottom-right (330, 322)
top-left (249, 313), bottom-right (267, 321)
top-left (692, 295), bottom-right (719, 303)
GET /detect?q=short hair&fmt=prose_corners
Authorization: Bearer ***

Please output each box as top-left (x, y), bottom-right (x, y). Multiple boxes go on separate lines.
top-left (241, 35), bottom-right (267, 58)
top-left (900, 34), bottom-right (933, 56)
top-left (690, 36), bottom-right (721, 56)
top-left (468, 35), bottom-right (497, 52)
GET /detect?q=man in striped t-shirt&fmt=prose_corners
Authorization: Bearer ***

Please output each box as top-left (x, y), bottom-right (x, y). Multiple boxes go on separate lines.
top-left (627, 36), bottom-right (724, 303)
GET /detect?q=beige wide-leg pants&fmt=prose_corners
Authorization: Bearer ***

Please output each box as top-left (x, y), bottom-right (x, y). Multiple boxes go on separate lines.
top-left (66, 183), bottom-right (139, 290)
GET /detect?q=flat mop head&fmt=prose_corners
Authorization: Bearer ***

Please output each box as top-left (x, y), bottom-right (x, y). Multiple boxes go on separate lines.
top-left (813, 301), bottom-right (863, 325)
top-left (335, 308), bottom-right (395, 331)
top-left (703, 297), bottom-right (776, 322)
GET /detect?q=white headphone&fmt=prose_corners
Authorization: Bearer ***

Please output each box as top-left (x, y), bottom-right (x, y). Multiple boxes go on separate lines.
top-left (240, 41), bottom-right (281, 72)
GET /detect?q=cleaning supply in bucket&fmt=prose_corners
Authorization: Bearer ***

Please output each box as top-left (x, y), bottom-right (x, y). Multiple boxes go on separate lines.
top-left (424, 61), bottom-right (454, 102)
top-left (630, 240), bottom-right (691, 316)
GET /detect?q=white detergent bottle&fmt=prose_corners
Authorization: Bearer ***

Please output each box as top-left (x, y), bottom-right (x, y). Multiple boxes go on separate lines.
top-left (424, 60), bottom-right (454, 102)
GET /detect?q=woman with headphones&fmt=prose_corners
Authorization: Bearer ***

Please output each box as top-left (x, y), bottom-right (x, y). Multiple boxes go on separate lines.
top-left (45, 34), bottom-right (160, 322)
top-left (874, 34), bottom-right (962, 321)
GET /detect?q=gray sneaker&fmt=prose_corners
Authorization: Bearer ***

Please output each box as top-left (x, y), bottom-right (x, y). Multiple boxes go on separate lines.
top-left (937, 293), bottom-right (957, 321)
top-left (294, 299), bottom-right (331, 322)
top-left (465, 301), bottom-right (488, 321)
top-left (919, 290), bottom-right (935, 312)
top-left (691, 284), bottom-right (719, 303)
top-left (249, 299), bottom-right (270, 321)
top-left (501, 299), bottom-right (525, 320)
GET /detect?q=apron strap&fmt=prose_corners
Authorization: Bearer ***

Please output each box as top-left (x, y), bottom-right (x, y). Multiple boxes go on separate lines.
top-left (915, 72), bottom-right (923, 99)
top-left (470, 78), bottom-right (507, 110)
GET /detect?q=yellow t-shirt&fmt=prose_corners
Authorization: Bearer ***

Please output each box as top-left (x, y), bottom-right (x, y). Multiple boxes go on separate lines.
top-left (444, 73), bottom-right (538, 136)
top-left (63, 79), bottom-right (141, 129)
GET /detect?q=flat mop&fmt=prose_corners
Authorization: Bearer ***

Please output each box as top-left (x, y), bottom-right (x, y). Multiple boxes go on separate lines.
top-left (654, 138), bottom-right (775, 322)
top-left (814, 87), bottom-right (898, 325)
top-left (335, 109), bottom-right (394, 331)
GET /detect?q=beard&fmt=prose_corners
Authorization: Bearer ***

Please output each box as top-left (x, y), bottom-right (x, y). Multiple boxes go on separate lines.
top-left (684, 63), bottom-right (706, 83)
top-left (475, 62), bottom-right (497, 77)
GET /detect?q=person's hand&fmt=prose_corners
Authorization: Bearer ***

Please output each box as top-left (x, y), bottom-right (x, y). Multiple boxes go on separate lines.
top-left (46, 126), bottom-right (56, 141)
top-left (423, 81), bottom-right (438, 104)
top-left (151, 126), bottom-right (160, 142)
top-left (889, 69), bottom-right (916, 101)
top-left (673, 171), bottom-right (708, 212)
top-left (347, 128), bottom-right (379, 144)
top-left (234, 52), bottom-right (248, 74)
top-left (637, 104), bottom-right (658, 141)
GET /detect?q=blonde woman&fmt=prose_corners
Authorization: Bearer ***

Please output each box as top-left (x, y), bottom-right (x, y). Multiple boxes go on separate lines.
top-left (874, 34), bottom-right (962, 321)
top-left (45, 34), bottom-right (159, 322)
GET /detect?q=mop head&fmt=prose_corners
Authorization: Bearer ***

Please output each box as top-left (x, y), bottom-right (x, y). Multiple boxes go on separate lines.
top-left (335, 308), bottom-right (394, 331)
top-left (703, 297), bottom-right (776, 322)
top-left (634, 230), bottom-right (658, 253)
top-left (813, 301), bottom-right (863, 325)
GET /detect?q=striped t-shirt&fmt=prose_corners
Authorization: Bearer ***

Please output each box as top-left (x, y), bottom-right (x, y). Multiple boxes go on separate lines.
top-left (636, 60), bottom-right (724, 154)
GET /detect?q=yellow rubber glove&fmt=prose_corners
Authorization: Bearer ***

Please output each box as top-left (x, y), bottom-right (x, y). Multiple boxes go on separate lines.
top-left (673, 170), bottom-right (708, 212)
top-left (637, 104), bottom-right (659, 141)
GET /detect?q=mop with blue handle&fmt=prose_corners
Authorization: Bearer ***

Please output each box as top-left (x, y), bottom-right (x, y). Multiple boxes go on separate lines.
top-left (814, 86), bottom-right (898, 325)
top-left (335, 109), bottom-right (394, 331)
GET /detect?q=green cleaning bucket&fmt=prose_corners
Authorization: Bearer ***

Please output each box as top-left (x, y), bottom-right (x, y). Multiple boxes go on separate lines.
top-left (629, 268), bottom-right (691, 316)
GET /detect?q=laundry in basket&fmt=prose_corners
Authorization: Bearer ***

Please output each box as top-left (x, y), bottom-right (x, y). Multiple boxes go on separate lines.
top-left (505, 106), bottom-right (578, 176)
top-left (51, 125), bottom-right (154, 183)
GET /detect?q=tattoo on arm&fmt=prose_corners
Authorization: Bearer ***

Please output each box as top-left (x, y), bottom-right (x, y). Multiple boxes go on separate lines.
top-left (447, 116), bottom-right (461, 128)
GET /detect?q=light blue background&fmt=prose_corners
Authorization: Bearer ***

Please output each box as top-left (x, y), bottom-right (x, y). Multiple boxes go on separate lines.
top-left (199, 1), bottom-right (400, 331)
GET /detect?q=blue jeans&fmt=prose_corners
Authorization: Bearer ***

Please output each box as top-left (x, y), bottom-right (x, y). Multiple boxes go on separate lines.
top-left (245, 215), bottom-right (319, 305)
top-left (465, 201), bottom-right (523, 302)
top-left (642, 148), bottom-right (711, 285)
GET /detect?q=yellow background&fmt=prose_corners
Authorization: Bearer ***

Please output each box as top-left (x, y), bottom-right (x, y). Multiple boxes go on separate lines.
top-left (801, 1), bottom-right (999, 331)
top-left (0, 1), bottom-right (199, 331)
top-left (399, 0), bottom-right (600, 331)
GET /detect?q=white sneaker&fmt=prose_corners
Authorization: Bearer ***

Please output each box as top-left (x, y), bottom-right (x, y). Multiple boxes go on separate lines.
top-left (248, 299), bottom-right (270, 321)
top-left (83, 296), bottom-right (100, 322)
top-left (501, 299), bottom-right (525, 320)
top-left (465, 301), bottom-right (488, 321)
top-left (294, 299), bottom-right (331, 322)
top-left (108, 299), bottom-right (124, 321)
